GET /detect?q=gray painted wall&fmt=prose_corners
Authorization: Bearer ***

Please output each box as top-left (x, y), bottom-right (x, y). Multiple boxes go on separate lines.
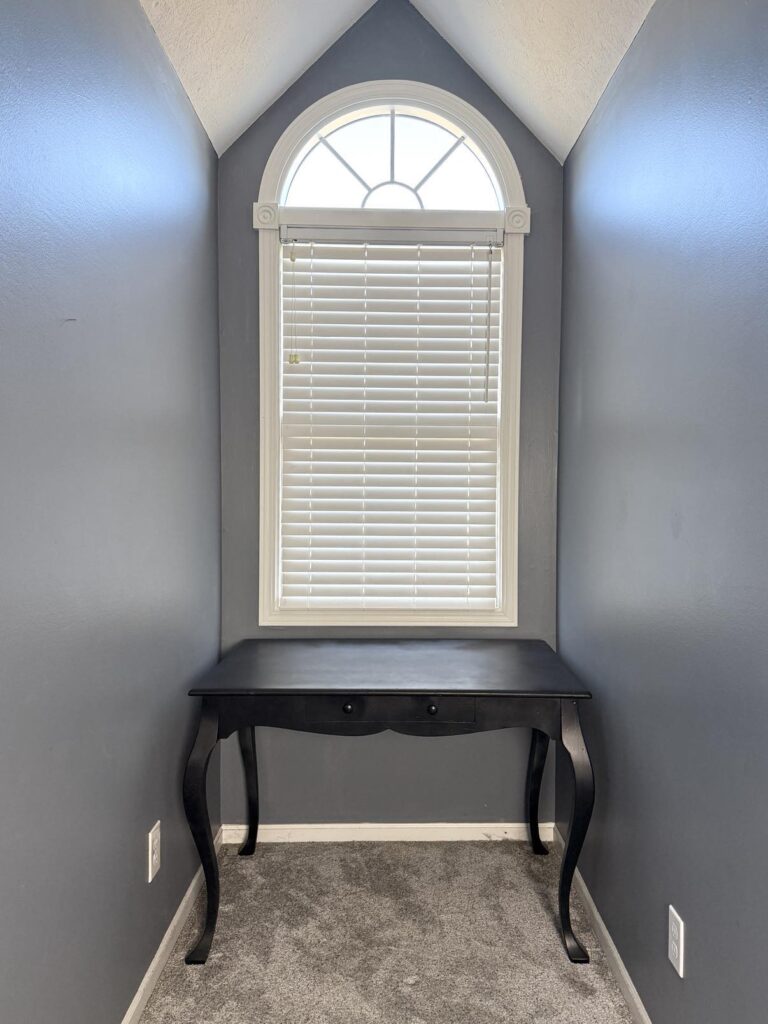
top-left (218, 0), bottom-right (562, 825)
top-left (557, 2), bottom-right (768, 1023)
top-left (0, 1), bottom-right (220, 1021)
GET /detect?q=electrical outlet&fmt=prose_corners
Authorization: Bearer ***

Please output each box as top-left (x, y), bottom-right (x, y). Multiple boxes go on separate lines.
top-left (148, 821), bottom-right (161, 883)
top-left (668, 905), bottom-right (685, 977)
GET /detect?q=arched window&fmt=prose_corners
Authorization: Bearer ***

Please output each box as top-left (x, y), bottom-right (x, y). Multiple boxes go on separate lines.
top-left (254, 82), bottom-right (530, 627)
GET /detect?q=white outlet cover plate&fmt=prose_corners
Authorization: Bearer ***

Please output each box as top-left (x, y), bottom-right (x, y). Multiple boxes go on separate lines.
top-left (148, 821), bottom-right (161, 883)
top-left (668, 904), bottom-right (685, 977)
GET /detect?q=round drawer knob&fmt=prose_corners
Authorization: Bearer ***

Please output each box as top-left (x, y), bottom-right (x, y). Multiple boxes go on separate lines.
top-left (342, 702), bottom-right (354, 714)
top-left (427, 704), bottom-right (439, 716)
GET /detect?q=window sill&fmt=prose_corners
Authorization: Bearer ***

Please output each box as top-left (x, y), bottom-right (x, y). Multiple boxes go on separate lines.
top-left (258, 607), bottom-right (518, 628)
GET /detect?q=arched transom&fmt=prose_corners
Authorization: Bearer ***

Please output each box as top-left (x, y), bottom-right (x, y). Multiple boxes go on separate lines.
top-left (282, 106), bottom-right (504, 211)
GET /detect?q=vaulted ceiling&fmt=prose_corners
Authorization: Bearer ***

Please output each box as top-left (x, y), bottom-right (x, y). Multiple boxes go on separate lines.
top-left (140, 0), bottom-right (655, 162)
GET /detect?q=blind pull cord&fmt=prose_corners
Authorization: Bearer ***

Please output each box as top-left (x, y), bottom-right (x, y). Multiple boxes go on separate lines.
top-left (288, 240), bottom-right (300, 365)
top-left (484, 243), bottom-right (493, 403)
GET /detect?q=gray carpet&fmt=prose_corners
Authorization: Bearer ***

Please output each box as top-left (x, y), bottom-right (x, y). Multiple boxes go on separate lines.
top-left (141, 842), bottom-right (633, 1024)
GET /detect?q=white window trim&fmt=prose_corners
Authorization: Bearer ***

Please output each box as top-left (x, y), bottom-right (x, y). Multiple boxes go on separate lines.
top-left (255, 81), bottom-right (530, 628)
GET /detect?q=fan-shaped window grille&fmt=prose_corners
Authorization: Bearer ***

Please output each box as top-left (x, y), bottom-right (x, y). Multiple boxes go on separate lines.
top-left (283, 108), bottom-right (503, 211)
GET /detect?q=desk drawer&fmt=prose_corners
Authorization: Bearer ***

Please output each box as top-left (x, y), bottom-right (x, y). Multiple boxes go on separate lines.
top-left (304, 694), bottom-right (476, 725)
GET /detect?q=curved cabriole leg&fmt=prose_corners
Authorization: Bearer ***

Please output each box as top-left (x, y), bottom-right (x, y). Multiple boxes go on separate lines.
top-left (558, 700), bottom-right (595, 964)
top-left (183, 700), bottom-right (220, 965)
top-left (525, 728), bottom-right (550, 855)
top-left (237, 726), bottom-right (259, 856)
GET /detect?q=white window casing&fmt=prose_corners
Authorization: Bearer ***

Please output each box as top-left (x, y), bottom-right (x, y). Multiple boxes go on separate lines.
top-left (255, 82), bottom-right (529, 627)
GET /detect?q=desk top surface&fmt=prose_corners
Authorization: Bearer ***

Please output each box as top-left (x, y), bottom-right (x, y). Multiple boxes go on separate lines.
top-left (190, 639), bottom-right (590, 698)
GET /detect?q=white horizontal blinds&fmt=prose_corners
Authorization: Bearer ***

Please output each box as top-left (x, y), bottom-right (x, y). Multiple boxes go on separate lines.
top-left (279, 241), bottom-right (502, 609)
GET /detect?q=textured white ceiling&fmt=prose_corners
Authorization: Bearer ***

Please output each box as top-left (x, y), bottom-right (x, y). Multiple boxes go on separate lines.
top-left (140, 0), bottom-right (655, 161)
top-left (412, 0), bottom-right (656, 161)
top-left (140, 0), bottom-right (375, 154)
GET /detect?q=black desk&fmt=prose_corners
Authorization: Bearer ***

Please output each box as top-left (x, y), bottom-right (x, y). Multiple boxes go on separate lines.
top-left (183, 639), bottom-right (594, 965)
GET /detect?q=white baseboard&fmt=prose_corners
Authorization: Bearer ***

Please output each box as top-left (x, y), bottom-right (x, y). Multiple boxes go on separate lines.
top-left (120, 827), bottom-right (223, 1024)
top-left (221, 821), bottom-right (554, 844)
top-left (121, 822), bottom-right (650, 1024)
top-left (553, 830), bottom-right (652, 1024)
